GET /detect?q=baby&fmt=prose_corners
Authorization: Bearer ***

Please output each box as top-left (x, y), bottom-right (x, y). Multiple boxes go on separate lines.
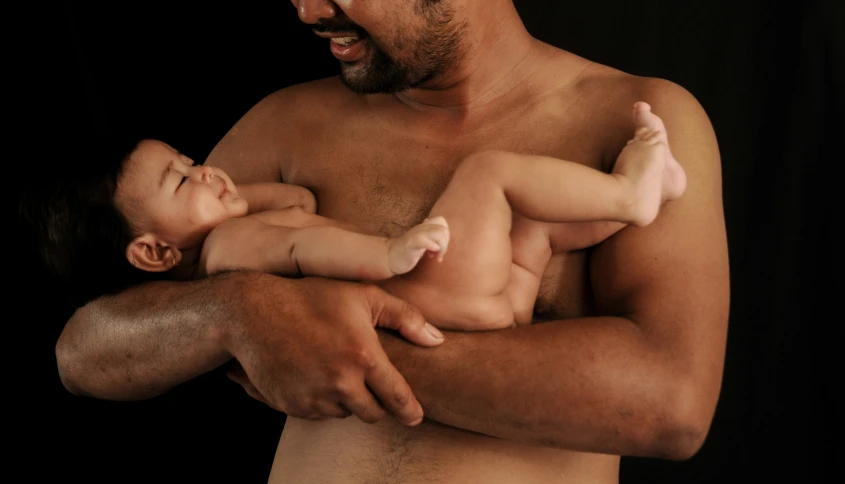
top-left (28, 102), bottom-right (685, 330)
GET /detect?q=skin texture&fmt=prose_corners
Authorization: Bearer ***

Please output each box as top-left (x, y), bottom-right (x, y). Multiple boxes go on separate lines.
top-left (55, 1), bottom-right (729, 482)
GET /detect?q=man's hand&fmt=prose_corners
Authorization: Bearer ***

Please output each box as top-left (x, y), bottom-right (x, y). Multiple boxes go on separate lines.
top-left (224, 276), bottom-right (443, 426)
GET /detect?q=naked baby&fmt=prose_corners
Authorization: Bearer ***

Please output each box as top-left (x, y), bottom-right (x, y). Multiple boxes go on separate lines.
top-left (35, 102), bottom-right (685, 331)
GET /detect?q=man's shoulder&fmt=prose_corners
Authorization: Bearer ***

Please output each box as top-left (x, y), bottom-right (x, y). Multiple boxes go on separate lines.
top-left (570, 60), bottom-right (706, 118)
top-left (558, 55), bottom-right (701, 112)
top-left (539, 50), bottom-right (712, 166)
top-left (568, 58), bottom-right (719, 169)
top-left (585, 66), bottom-right (714, 145)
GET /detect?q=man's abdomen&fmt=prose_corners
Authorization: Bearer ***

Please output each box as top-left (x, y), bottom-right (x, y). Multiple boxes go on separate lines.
top-left (268, 417), bottom-right (620, 484)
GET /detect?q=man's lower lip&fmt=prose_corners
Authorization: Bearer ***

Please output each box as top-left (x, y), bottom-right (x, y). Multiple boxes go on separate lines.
top-left (329, 38), bottom-right (367, 62)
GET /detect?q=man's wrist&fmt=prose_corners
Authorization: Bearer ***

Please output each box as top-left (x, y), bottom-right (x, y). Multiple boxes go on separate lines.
top-left (378, 328), bottom-right (423, 374)
top-left (207, 271), bottom-right (273, 354)
top-left (210, 271), bottom-right (299, 357)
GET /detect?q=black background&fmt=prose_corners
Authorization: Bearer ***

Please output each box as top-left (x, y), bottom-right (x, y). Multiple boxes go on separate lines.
top-left (16, 0), bottom-right (842, 482)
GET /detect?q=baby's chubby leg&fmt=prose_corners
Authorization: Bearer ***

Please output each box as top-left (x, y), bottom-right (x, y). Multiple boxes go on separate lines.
top-left (377, 154), bottom-right (520, 331)
top-left (379, 104), bottom-right (687, 331)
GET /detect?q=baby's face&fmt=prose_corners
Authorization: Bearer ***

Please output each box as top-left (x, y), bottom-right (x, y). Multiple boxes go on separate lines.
top-left (116, 140), bottom-right (248, 247)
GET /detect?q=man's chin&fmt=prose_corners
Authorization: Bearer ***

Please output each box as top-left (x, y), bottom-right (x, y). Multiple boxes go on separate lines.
top-left (338, 53), bottom-right (413, 95)
top-left (339, 71), bottom-right (410, 95)
top-left (339, 64), bottom-right (379, 94)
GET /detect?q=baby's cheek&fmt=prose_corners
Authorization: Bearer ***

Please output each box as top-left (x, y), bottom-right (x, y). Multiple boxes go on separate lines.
top-left (191, 205), bottom-right (228, 231)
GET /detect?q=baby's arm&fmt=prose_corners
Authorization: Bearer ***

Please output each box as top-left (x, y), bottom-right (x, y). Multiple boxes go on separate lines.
top-left (237, 183), bottom-right (317, 214)
top-left (199, 214), bottom-right (449, 280)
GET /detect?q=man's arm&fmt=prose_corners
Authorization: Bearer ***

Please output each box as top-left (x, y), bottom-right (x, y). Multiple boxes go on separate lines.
top-left (58, 270), bottom-right (440, 426)
top-left (379, 82), bottom-right (730, 460)
top-left (55, 88), bottom-right (297, 400)
top-left (57, 272), bottom-right (250, 399)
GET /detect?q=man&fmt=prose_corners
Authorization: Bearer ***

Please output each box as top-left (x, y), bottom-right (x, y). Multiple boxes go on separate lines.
top-left (56, 0), bottom-right (730, 482)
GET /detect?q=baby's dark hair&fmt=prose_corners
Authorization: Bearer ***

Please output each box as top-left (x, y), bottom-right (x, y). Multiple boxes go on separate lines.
top-left (19, 135), bottom-right (162, 307)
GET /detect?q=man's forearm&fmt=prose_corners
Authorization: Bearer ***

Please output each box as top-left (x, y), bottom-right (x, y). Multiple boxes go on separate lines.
top-left (380, 316), bottom-right (715, 460)
top-left (56, 272), bottom-right (257, 400)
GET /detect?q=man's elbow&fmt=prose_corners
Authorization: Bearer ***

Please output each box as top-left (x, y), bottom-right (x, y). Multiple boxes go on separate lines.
top-left (55, 337), bottom-right (88, 397)
top-left (647, 380), bottom-right (716, 460)
top-left (650, 418), bottom-right (709, 461)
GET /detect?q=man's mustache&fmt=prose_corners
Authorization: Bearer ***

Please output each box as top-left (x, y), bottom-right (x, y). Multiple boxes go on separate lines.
top-left (313, 21), bottom-right (367, 37)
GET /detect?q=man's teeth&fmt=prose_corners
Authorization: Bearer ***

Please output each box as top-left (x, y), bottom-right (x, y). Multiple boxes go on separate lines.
top-left (331, 37), bottom-right (358, 46)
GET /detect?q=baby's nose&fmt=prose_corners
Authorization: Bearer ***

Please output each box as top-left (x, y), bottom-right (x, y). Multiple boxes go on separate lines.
top-left (189, 166), bottom-right (218, 183)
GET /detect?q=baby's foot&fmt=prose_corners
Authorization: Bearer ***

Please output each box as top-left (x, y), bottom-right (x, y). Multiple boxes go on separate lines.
top-left (613, 103), bottom-right (688, 226)
top-left (632, 102), bottom-right (687, 201)
top-left (387, 216), bottom-right (450, 275)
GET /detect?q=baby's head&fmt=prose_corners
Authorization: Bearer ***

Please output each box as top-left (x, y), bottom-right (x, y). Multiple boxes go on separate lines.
top-left (20, 137), bottom-right (247, 305)
top-left (116, 139), bottom-right (247, 271)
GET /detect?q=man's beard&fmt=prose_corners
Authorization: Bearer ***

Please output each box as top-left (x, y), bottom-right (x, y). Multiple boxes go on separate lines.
top-left (339, 2), bottom-right (464, 94)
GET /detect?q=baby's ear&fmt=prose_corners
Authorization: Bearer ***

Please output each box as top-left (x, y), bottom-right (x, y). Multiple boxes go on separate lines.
top-left (126, 234), bottom-right (182, 272)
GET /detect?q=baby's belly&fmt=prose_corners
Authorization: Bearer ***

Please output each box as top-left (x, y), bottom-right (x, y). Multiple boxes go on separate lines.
top-left (269, 416), bottom-right (620, 484)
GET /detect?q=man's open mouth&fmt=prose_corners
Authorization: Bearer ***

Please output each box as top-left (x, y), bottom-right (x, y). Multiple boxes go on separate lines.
top-left (323, 32), bottom-right (369, 62)
top-left (331, 36), bottom-right (359, 46)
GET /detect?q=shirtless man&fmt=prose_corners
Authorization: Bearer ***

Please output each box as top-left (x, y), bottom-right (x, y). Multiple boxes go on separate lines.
top-left (56, 1), bottom-right (730, 482)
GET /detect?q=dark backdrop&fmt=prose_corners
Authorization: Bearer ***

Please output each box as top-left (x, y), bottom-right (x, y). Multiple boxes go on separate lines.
top-left (16, 0), bottom-right (842, 482)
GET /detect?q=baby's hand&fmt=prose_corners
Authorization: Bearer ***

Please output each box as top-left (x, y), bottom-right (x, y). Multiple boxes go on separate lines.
top-left (387, 216), bottom-right (450, 275)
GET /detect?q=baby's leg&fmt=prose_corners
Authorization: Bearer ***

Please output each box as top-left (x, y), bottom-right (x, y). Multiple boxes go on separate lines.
top-left (382, 153), bottom-right (521, 330)
top-left (387, 103), bottom-right (686, 329)
top-left (436, 103), bottom-right (687, 231)
top-left (432, 140), bottom-right (673, 240)
top-left (393, 149), bottom-right (641, 328)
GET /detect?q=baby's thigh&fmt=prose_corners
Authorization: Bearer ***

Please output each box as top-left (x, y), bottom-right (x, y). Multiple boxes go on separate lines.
top-left (378, 213), bottom-right (514, 330)
top-left (413, 184), bottom-right (513, 298)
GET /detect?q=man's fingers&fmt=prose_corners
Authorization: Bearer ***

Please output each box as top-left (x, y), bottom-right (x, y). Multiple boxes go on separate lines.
top-left (314, 400), bottom-right (353, 419)
top-left (340, 389), bottom-right (387, 424)
top-left (365, 356), bottom-right (424, 426)
top-left (370, 289), bottom-right (444, 347)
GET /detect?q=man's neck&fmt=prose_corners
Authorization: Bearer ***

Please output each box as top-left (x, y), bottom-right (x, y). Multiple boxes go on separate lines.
top-left (394, 5), bottom-right (543, 113)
